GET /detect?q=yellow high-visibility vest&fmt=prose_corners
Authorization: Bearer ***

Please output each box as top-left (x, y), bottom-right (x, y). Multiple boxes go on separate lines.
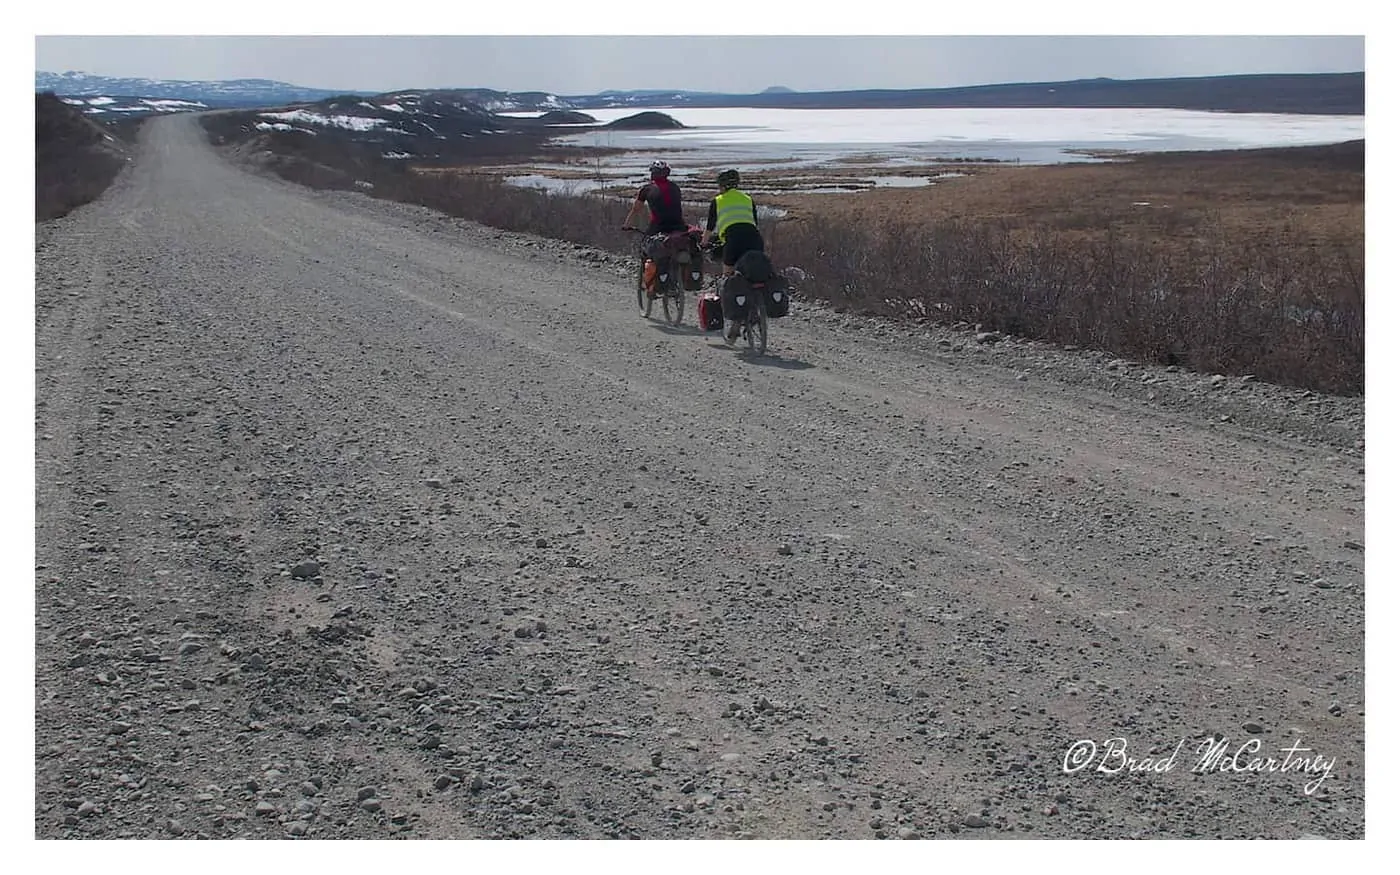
top-left (714, 189), bottom-right (756, 242)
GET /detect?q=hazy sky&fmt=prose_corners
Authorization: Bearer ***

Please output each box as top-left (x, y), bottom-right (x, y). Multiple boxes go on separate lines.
top-left (33, 35), bottom-right (1364, 96)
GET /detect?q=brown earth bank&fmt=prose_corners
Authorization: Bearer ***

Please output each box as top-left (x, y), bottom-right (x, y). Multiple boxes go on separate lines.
top-left (35, 113), bottom-right (1364, 841)
top-left (34, 92), bottom-right (144, 221)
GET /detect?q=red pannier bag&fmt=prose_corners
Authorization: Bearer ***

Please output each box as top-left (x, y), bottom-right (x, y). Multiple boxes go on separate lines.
top-left (697, 291), bottom-right (724, 331)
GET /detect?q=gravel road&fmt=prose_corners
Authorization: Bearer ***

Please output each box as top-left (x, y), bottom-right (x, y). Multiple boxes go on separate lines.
top-left (35, 114), bottom-right (1365, 839)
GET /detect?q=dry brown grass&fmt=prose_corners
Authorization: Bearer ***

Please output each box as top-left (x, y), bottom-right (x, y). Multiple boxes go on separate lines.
top-left (764, 142), bottom-right (1363, 394)
top-left (773, 142), bottom-right (1364, 252)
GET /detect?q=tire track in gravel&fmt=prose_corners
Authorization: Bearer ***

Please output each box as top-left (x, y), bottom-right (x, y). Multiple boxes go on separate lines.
top-left (35, 112), bottom-right (1364, 839)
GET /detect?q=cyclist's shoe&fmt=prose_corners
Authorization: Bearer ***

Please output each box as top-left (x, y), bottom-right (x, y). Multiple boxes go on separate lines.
top-left (724, 321), bottom-right (740, 345)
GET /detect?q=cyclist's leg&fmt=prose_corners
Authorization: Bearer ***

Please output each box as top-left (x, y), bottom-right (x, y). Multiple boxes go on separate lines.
top-left (721, 235), bottom-right (738, 279)
top-left (725, 225), bottom-right (764, 276)
top-left (722, 228), bottom-right (760, 276)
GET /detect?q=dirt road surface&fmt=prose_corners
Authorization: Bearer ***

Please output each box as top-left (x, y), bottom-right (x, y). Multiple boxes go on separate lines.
top-left (34, 114), bottom-right (1365, 839)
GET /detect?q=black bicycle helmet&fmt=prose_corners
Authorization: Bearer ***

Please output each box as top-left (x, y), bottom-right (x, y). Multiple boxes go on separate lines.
top-left (717, 168), bottom-right (740, 189)
top-left (649, 159), bottom-right (671, 178)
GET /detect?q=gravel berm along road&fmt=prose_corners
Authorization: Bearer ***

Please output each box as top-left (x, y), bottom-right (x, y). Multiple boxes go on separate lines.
top-left (35, 113), bottom-right (1365, 840)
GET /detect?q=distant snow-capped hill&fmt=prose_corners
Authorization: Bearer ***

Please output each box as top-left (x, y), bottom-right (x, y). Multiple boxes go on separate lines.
top-left (217, 91), bottom-right (600, 162)
top-left (36, 70), bottom-right (366, 106)
top-left (252, 92), bottom-right (505, 139)
top-left (36, 72), bottom-right (579, 113)
top-left (249, 91), bottom-right (600, 137)
top-left (437, 88), bottom-right (576, 112)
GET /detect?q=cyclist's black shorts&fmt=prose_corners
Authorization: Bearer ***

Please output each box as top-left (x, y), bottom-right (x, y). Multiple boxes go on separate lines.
top-left (721, 223), bottom-right (764, 267)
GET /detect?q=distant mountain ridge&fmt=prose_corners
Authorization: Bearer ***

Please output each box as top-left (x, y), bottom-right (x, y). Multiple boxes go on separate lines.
top-left (36, 70), bottom-right (363, 107)
top-left (37, 70), bottom-right (1364, 116)
top-left (563, 73), bottom-right (1363, 114)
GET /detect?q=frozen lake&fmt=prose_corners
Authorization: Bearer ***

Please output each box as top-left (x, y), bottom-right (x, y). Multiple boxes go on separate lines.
top-left (551, 105), bottom-right (1362, 158)
top-left (496, 105), bottom-right (1364, 195)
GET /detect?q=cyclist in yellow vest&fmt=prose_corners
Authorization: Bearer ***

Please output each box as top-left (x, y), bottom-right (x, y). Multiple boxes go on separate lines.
top-left (701, 169), bottom-right (766, 344)
top-left (700, 169), bottom-right (764, 279)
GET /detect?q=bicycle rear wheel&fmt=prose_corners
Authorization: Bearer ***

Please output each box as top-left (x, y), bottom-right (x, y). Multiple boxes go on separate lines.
top-left (744, 298), bottom-right (767, 355)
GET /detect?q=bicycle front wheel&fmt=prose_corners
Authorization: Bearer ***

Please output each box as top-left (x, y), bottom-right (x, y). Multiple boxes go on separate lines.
top-left (756, 300), bottom-right (768, 355)
top-left (663, 279), bottom-right (684, 326)
top-left (636, 260), bottom-right (653, 319)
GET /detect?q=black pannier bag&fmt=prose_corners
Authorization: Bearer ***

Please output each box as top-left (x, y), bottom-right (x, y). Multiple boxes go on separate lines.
top-left (733, 249), bottom-right (774, 283)
top-left (644, 233), bottom-right (671, 260)
top-left (727, 257), bottom-right (790, 318)
top-left (719, 275), bottom-right (748, 321)
top-left (763, 275), bottom-right (791, 318)
top-left (649, 230), bottom-right (705, 290)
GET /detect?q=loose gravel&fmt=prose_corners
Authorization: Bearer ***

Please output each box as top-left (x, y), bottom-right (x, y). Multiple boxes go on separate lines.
top-left (34, 114), bottom-right (1364, 839)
